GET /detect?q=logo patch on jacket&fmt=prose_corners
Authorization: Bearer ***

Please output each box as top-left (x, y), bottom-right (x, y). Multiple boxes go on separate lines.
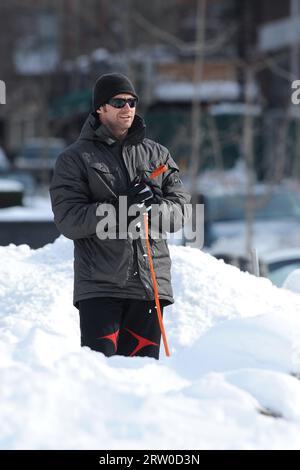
top-left (96, 162), bottom-right (110, 173)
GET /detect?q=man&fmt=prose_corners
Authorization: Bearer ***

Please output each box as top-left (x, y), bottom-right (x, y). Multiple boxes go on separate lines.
top-left (50, 72), bottom-right (190, 359)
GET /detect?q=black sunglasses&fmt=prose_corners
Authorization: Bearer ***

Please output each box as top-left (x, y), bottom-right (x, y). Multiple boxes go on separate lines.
top-left (107, 97), bottom-right (137, 109)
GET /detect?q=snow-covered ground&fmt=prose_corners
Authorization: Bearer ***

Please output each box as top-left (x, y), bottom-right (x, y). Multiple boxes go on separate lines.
top-left (0, 178), bottom-right (23, 192)
top-left (0, 194), bottom-right (53, 221)
top-left (1, 236), bottom-right (300, 450)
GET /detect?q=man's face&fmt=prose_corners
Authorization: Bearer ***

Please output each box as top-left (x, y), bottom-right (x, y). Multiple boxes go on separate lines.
top-left (97, 93), bottom-right (136, 134)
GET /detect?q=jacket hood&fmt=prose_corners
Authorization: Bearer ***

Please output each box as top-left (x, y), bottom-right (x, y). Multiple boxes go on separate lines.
top-left (78, 112), bottom-right (146, 146)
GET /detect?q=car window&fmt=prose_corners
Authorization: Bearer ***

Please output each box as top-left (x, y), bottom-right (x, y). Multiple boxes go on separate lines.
top-left (267, 262), bottom-right (300, 287)
top-left (207, 195), bottom-right (245, 221)
top-left (206, 191), bottom-right (300, 222)
top-left (255, 193), bottom-right (300, 219)
top-left (23, 146), bottom-right (63, 159)
top-left (0, 147), bottom-right (10, 169)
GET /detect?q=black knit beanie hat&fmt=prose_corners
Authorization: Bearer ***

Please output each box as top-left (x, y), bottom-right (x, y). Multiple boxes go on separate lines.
top-left (92, 73), bottom-right (138, 111)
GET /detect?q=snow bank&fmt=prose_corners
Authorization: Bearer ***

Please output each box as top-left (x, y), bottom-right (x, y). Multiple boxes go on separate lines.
top-left (0, 178), bottom-right (23, 192)
top-left (1, 236), bottom-right (300, 449)
top-left (283, 269), bottom-right (300, 295)
top-left (0, 195), bottom-right (54, 221)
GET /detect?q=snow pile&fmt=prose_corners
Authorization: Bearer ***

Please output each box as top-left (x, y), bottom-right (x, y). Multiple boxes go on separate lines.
top-left (0, 195), bottom-right (53, 221)
top-left (0, 178), bottom-right (23, 192)
top-left (284, 269), bottom-right (300, 295)
top-left (1, 236), bottom-right (300, 449)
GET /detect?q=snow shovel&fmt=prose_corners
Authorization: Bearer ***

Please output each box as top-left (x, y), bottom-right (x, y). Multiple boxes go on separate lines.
top-left (143, 164), bottom-right (170, 357)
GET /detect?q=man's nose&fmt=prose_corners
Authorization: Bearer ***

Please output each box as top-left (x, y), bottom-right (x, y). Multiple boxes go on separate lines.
top-left (123, 102), bottom-right (131, 110)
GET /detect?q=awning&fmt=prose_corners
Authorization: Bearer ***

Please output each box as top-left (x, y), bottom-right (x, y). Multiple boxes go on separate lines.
top-left (50, 89), bottom-right (92, 118)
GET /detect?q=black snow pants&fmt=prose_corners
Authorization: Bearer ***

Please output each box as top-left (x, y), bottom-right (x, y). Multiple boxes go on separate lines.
top-left (78, 297), bottom-right (166, 359)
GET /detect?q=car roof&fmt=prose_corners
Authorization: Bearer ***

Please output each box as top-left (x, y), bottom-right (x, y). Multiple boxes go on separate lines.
top-left (261, 248), bottom-right (300, 264)
top-left (23, 138), bottom-right (66, 147)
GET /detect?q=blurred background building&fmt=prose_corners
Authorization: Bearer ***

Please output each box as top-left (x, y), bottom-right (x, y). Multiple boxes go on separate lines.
top-left (1, 0), bottom-right (300, 286)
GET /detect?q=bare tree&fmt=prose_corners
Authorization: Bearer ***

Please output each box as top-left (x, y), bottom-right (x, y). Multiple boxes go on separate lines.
top-left (187, 0), bottom-right (207, 202)
top-left (238, 52), bottom-right (299, 272)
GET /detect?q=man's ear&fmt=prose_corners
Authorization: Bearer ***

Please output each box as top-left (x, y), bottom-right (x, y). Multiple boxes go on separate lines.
top-left (97, 104), bottom-right (107, 115)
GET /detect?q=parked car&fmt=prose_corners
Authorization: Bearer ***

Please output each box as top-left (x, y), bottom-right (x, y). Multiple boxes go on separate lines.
top-left (0, 146), bottom-right (10, 170)
top-left (262, 248), bottom-right (300, 287)
top-left (1, 158), bottom-right (36, 197)
top-left (204, 186), bottom-right (300, 286)
top-left (0, 177), bottom-right (24, 208)
top-left (0, 147), bottom-right (26, 207)
top-left (208, 186), bottom-right (300, 257)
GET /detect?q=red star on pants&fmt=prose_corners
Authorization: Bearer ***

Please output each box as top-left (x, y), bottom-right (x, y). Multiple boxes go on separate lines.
top-left (125, 328), bottom-right (159, 356)
top-left (98, 329), bottom-right (119, 352)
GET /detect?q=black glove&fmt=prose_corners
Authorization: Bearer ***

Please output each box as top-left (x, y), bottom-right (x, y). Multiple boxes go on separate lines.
top-left (120, 179), bottom-right (153, 208)
top-left (141, 175), bottom-right (163, 204)
top-left (111, 179), bottom-right (153, 235)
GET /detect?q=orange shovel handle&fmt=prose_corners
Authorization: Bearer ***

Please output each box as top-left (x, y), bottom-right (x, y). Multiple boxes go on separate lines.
top-left (149, 164), bottom-right (168, 180)
top-left (143, 213), bottom-right (170, 357)
top-left (144, 163), bottom-right (170, 356)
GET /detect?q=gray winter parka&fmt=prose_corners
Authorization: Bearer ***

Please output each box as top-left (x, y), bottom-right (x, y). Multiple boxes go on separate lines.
top-left (49, 113), bottom-right (191, 308)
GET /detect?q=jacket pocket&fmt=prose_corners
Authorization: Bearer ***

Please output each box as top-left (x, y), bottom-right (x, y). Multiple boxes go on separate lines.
top-left (90, 237), bottom-right (133, 287)
top-left (87, 162), bottom-right (118, 201)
